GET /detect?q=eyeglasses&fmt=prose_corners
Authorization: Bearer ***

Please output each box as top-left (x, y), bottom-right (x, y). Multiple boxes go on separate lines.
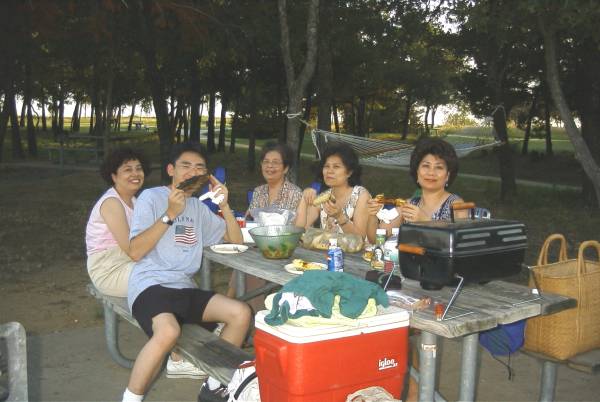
top-left (261, 160), bottom-right (283, 167)
top-left (177, 162), bottom-right (208, 172)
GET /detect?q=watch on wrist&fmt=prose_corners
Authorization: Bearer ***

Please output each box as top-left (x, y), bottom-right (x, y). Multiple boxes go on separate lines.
top-left (161, 214), bottom-right (174, 226)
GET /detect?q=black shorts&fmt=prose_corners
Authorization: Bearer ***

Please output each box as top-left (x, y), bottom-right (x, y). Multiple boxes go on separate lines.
top-left (132, 285), bottom-right (218, 337)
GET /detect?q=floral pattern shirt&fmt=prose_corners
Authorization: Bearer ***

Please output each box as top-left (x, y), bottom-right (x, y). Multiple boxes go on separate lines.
top-left (248, 180), bottom-right (303, 212)
top-left (319, 185), bottom-right (367, 233)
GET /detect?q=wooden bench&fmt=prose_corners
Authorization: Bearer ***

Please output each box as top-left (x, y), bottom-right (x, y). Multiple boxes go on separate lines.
top-left (87, 284), bottom-right (253, 384)
top-left (522, 348), bottom-right (599, 402)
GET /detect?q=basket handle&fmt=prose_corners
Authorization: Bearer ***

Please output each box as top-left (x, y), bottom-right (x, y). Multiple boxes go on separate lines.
top-left (577, 240), bottom-right (600, 275)
top-left (537, 233), bottom-right (568, 266)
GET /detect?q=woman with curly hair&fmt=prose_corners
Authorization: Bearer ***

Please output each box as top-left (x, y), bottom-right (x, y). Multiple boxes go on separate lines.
top-left (85, 147), bottom-right (151, 297)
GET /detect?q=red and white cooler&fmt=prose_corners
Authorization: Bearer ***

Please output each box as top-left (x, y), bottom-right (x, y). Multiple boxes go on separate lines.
top-left (254, 306), bottom-right (410, 402)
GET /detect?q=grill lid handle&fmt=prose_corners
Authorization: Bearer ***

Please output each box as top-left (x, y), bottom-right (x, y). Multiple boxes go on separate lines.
top-left (397, 243), bottom-right (426, 255)
top-left (450, 201), bottom-right (476, 222)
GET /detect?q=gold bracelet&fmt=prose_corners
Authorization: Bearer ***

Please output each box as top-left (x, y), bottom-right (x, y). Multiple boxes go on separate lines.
top-left (336, 215), bottom-right (349, 226)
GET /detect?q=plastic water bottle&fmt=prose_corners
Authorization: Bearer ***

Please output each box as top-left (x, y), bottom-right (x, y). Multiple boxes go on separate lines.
top-left (383, 228), bottom-right (400, 274)
top-left (371, 229), bottom-right (386, 270)
top-left (327, 238), bottom-right (344, 272)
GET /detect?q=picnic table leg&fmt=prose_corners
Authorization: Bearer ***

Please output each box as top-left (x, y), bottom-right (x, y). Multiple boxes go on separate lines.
top-left (199, 257), bottom-right (212, 291)
top-left (0, 322), bottom-right (28, 402)
top-left (458, 333), bottom-right (479, 402)
top-left (539, 360), bottom-right (557, 402)
top-left (103, 302), bottom-right (134, 369)
top-left (235, 271), bottom-right (246, 299)
top-left (418, 331), bottom-right (438, 402)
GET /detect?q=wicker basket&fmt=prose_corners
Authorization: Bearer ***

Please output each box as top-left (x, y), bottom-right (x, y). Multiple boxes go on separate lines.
top-left (524, 234), bottom-right (600, 360)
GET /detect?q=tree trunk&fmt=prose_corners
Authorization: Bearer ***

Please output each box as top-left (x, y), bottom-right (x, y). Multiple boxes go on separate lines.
top-left (229, 104), bottom-right (238, 154)
top-left (0, 93), bottom-right (11, 162)
top-left (247, 107), bottom-right (257, 171)
top-left (543, 91), bottom-right (553, 157)
top-left (58, 95), bottom-right (65, 136)
top-left (401, 92), bottom-right (412, 140)
top-left (207, 91), bottom-right (216, 152)
top-left (89, 104), bottom-right (95, 134)
top-left (540, 19), bottom-right (600, 207)
top-left (356, 95), bottom-right (367, 137)
top-left (19, 101), bottom-right (26, 127)
top-left (278, 0), bottom-right (319, 183)
top-left (190, 96), bottom-right (200, 143)
top-left (332, 101), bottom-right (340, 133)
top-left (51, 99), bottom-right (58, 138)
top-left (218, 95), bottom-right (227, 152)
top-left (183, 106), bottom-right (189, 142)
top-left (316, 1), bottom-right (333, 133)
top-left (128, 102), bottom-right (136, 131)
top-left (492, 106), bottom-right (517, 199)
top-left (71, 101), bottom-right (80, 132)
top-left (40, 85), bottom-right (47, 132)
top-left (521, 93), bottom-right (537, 155)
top-left (137, 1), bottom-right (174, 181)
top-left (24, 62), bottom-right (37, 156)
top-left (424, 105), bottom-right (430, 134)
top-left (297, 91), bottom-right (313, 161)
top-left (431, 106), bottom-right (437, 129)
top-left (8, 91), bottom-right (25, 158)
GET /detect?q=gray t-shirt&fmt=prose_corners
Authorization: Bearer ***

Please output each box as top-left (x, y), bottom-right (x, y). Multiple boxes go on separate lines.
top-left (127, 186), bottom-right (226, 310)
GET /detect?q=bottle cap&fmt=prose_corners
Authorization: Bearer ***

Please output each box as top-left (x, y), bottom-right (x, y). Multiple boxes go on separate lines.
top-left (391, 227), bottom-right (400, 235)
top-left (376, 228), bottom-right (386, 235)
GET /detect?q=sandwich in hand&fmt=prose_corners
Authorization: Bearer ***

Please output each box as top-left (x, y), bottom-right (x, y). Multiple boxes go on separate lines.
top-left (374, 193), bottom-right (407, 207)
top-left (312, 192), bottom-right (336, 206)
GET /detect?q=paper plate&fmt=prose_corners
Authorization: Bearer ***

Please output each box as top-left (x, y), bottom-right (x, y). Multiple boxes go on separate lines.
top-left (284, 262), bottom-right (327, 275)
top-left (209, 244), bottom-right (249, 254)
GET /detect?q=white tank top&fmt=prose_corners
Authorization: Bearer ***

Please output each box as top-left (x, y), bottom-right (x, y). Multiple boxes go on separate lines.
top-left (85, 187), bottom-right (135, 256)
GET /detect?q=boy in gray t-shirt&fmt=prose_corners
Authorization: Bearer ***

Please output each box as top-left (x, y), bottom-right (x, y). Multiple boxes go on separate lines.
top-left (122, 143), bottom-right (251, 402)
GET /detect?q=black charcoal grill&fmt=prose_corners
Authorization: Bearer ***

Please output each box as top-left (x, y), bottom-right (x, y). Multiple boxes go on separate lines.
top-left (397, 202), bottom-right (527, 290)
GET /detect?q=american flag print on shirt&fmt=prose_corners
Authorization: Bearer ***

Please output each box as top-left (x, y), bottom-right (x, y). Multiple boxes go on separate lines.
top-left (175, 225), bottom-right (197, 245)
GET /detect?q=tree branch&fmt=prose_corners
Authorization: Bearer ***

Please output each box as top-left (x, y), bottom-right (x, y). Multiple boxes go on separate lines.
top-left (539, 16), bottom-right (600, 207)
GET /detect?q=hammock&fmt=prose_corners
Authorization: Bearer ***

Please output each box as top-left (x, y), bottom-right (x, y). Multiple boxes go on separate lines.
top-left (311, 128), bottom-right (501, 168)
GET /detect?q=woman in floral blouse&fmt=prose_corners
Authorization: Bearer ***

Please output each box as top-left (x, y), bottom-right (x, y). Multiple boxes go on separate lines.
top-left (247, 142), bottom-right (303, 217)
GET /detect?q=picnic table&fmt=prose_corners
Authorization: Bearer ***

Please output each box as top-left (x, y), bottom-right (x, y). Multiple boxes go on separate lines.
top-left (199, 245), bottom-right (575, 402)
top-left (47, 133), bottom-right (144, 169)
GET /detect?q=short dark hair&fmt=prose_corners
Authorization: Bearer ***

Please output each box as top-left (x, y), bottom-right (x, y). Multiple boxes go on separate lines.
top-left (409, 138), bottom-right (459, 187)
top-left (100, 147), bottom-right (151, 186)
top-left (317, 142), bottom-right (362, 186)
top-left (169, 142), bottom-right (208, 166)
top-left (259, 142), bottom-right (295, 169)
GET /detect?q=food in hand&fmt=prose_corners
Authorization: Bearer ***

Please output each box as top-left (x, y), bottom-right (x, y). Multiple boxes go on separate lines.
top-left (177, 174), bottom-right (210, 193)
top-left (375, 193), bottom-right (406, 207)
top-left (292, 259), bottom-right (323, 271)
top-left (312, 192), bottom-right (336, 206)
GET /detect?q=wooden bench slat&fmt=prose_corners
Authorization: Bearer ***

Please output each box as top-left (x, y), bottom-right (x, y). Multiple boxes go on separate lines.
top-left (87, 283), bottom-right (253, 384)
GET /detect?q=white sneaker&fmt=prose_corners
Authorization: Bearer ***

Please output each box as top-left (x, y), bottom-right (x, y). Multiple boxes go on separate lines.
top-left (213, 322), bottom-right (225, 336)
top-left (166, 356), bottom-right (207, 379)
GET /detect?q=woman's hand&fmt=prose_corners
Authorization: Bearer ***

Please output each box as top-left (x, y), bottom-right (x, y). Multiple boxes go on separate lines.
top-left (367, 198), bottom-right (383, 216)
top-left (323, 199), bottom-right (343, 220)
top-left (400, 203), bottom-right (428, 223)
top-left (302, 187), bottom-right (317, 206)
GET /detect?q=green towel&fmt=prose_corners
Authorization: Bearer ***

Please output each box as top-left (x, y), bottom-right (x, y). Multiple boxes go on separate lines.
top-left (265, 270), bottom-right (389, 326)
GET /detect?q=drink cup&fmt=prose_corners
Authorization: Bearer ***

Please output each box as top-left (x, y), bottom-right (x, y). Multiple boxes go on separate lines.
top-left (236, 216), bottom-right (246, 228)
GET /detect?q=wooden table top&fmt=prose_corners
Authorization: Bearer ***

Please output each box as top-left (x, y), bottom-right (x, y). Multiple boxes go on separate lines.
top-left (203, 245), bottom-right (575, 338)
